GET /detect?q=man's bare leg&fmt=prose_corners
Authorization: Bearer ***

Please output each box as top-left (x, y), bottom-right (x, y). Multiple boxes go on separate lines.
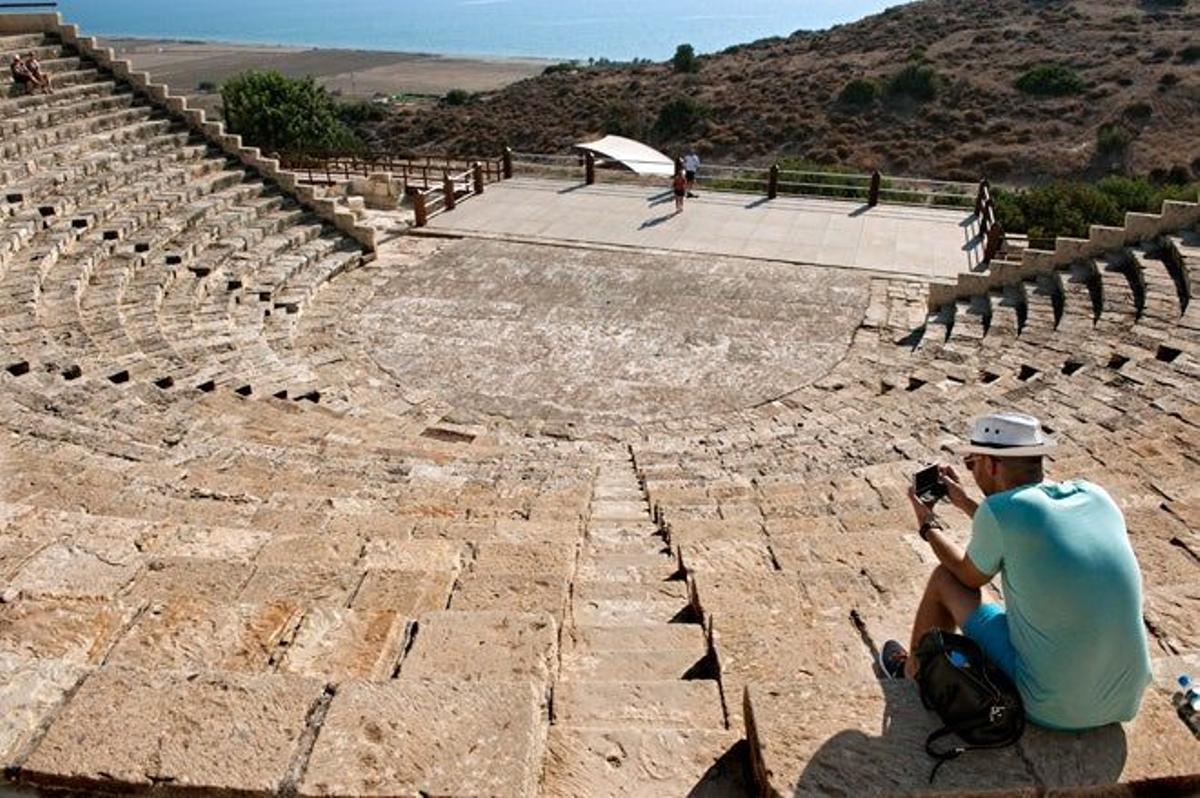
top-left (904, 563), bottom-right (983, 679)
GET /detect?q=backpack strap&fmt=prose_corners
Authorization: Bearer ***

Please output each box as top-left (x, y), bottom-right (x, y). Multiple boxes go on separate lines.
top-left (925, 714), bottom-right (1022, 783)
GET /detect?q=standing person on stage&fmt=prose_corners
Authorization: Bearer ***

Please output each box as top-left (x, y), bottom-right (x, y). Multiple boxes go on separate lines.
top-left (683, 148), bottom-right (700, 198)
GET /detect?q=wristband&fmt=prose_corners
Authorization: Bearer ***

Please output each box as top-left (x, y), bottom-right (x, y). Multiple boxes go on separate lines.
top-left (919, 518), bottom-right (941, 541)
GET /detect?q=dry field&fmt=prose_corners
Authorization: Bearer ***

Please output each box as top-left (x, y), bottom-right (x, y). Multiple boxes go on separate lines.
top-left (365, 0), bottom-right (1199, 183)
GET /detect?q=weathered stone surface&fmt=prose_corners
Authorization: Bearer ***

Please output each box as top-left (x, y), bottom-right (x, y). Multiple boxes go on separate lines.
top-left (141, 521), bottom-right (270, 561)
top-left (543, 728), bottom-right (751, 798)
top-left (299, 679), bottom-right (545, 797)
top-left (360, 539), bottom-right (464, 572)
top-left (0, 598), bottom-right (138, 665)
top-left (565, 623), bottom-right (707, 655)
top-left (769, 531), bottom-right (925, 573)
top-left (744, 681), bottom-right (1039, 796)
top-left (123, 557), bottom-right (254, 603)
top-left (239, 565), bottom-right (361, 607)
top-left (561, 648), bottom-right (708, 681)
top-left (279, 607), bottom-right (408, 682)
top-left (255, 532), bottom-right (364, 569)
top-left (679, 539), bottom-right (776, 575)
top-left (493, 518), bottom-right (581, 542)
top-left (1019, 690), bottom-right (1200, 789)
top-left (575, 555), bottom-right (680, 583)
top-left (450, 572), bottom-right (570, 620)
top-left (351, 569), bottom-right (455, 614)
top-left (0, 654), bottom-right (86, 769)
top-left (400, 611), bottom-right (558, 683)
top-left (9, 544), bottom-right (142, 600)
top-left (1143, 580), bottom-right (1200, 652)
top-left (104, 599), bottom-right (300, 672)
top-left (470, 541), bottom-right (576, 578)
top-left (21, 667), bottom-right (322, 794)
top-left (552, 681), bottom-right (725, 729)
top-left (0, 539), bottom-right (41, 584)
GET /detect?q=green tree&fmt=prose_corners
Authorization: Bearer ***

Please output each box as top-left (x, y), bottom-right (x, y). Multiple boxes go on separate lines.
top-left (1014, 64), bottom-right (1085, 96)
top-left (220, 70), bottom-right (361, 156)
top-left (653, 96), bottom-right (710, 140)
top-left (672, 43), bottom-right (699, 74)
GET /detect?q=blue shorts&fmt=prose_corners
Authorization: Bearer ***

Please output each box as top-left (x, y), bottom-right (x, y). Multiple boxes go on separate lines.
top-left (963, 602), bottom-right (1018, 679)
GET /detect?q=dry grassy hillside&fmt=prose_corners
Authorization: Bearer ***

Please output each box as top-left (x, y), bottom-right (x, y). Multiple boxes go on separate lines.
top-left (365, 0), bottom-right (1198, 183)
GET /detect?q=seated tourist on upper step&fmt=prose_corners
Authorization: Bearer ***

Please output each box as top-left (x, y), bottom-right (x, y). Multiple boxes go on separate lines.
top-left (25, 52), bottom-right (52, 94)
top-left (879, 412), bottom-right (1152, 731)
top-left (10, 55), bottom-right (33, 95)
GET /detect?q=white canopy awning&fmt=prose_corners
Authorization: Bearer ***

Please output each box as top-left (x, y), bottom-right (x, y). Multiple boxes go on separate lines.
top-left (572, 135), bottom-right (675, 177)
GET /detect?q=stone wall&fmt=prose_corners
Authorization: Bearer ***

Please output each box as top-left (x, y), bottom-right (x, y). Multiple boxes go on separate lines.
top-left (929, 195), bottom-right (1200, 307)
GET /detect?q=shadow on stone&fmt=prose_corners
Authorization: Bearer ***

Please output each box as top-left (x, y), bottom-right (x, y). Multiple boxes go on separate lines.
top-left (786, 679), bottom-right (1135, 796)
top-left (686, 739), bottom-right (755, 797)
top-left (640, 212), bottom-right (678, 229)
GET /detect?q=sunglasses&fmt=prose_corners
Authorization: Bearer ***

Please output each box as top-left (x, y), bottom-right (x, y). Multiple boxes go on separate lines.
top-left (963, 454), bottom-right (979, 468)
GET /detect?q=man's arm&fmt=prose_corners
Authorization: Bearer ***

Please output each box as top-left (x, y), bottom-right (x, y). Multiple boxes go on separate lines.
top-left (925, 523), bottom-right (992, 589)
top-left (907, 485), bottom-right (993, 589)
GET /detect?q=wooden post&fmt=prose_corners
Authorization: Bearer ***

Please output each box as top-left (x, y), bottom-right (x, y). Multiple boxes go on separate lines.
top-left (767, 164), bottom-right (779, 200)
top-left (443, 174), bottom-right (456, 211)
top-left (868, 171), bottom-right (882, 207)
top-left (502, 147), bottom-right (513, 179)
top-left (585, 151), bottom-right (596, 185)
top-left (414, 192), bottom-right (428, 227)
top-left (473, 162), bottom-right (484, 194)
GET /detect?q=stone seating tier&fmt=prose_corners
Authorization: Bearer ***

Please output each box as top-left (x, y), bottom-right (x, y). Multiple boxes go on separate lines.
top-left (0, 20), bottom-right (1196, 798)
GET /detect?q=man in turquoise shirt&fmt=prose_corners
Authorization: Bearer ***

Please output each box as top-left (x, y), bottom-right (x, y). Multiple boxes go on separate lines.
top-left (880, 412), bottom-right (1152, 730)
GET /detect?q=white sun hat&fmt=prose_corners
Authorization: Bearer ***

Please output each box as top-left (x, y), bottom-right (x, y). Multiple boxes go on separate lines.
top-left (956, 412), bottom-right (1056, 457)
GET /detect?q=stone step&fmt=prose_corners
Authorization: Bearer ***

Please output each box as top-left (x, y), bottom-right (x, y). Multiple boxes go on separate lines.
top-left (566, 623), bottom-right (708, 654)
top-left (590, 500), bottom-right (650, 522)
top-left (560, 647), bottom-right (708, 682)
top-left (543, 727), bottom-right (751, 798)
top-left (744, 681), bottom-right (1200, 796)
top-left (572, 580), bottom-right (692, 626)
top-left (552, 680), bottom-right (725, 730)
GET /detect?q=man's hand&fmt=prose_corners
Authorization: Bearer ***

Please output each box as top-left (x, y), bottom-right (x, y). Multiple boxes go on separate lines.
top-left (939, 465), bottom-right (979, 518)
top-left (906, 484), bottom-right (936, 528)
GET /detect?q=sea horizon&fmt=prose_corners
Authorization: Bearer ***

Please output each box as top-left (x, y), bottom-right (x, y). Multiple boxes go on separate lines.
top-left (57, 0), bottom-right (910, 62)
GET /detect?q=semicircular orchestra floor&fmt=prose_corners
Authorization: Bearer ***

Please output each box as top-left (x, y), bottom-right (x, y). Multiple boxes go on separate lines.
top-left (338, 237), bottom-right (871, 427)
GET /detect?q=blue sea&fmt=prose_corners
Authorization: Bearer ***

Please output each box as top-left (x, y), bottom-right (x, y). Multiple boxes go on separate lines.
top-left (57, 0), bottom-right (906, 60)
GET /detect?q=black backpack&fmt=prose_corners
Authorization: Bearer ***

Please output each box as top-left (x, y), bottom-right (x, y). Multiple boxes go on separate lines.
top-left (915, 628), bottom-right (1026, 782)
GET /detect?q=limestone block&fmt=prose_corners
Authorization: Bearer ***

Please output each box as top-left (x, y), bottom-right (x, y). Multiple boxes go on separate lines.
top-left (254, 532), bottom-right (364, 569)
top-left (299, 679), bottom-right (545, 797)
top-left (543, 728), bottom-right (750, 798)
top-left (123, 557), bottom-right (254, 603)
top-left (770, 531), bottom-right (924, 575)
top-left (679, 539), bottom-right (776, 574)
top-left (669, 519), bottom-right (764, 543)
top-left (450, 572), bottom-right (570, 621)
top-left (239, 565), bottom-right (360, 607)
top-left (565, 623), bottom-right (707, 655)
top-left (0, 598), bottom-right (138, 665)
top-left (104, 599), bottom-right (301, 673)
top-left (572, 580), bottom-right (691, 626)
top-left (360, 539), bottom-right (464, 572)
top-left (591, 501), bottom-right (650, 522)
top-left (744, 682), bottom-right (1038, 797)
top-left (327, 512), bottom-right (413, 541)
top-left (141, 522), bottom-right (270, 561)
top-left (0, 538), bottom-right (40, 583)
top-left (278, 607), bottom-right (408, 682)
top-left (493, 518), bottom-right (582, 542)
top-left (552, 680), bottom-right (725, 730)
top-left (689, 571), bottom-right (808, 623)
top-left (401, 611), bottom-right (558, 684)
top-left (470, 540), bottom-right (577, 577)
top-left (10, 543), bottom-right (141, 600)
top-left (351, 569), bottom-right (456, 614)
top-left (560, 647), bottom-right (708, 682)
top-left (0, 654), bottom-right (87, 769)
top-left (575, 555), bottom-right (680, 583)
top-left (21, 667), bottom-right (322, 794)
top-left (1143, 580), bottom-right (1200, 652)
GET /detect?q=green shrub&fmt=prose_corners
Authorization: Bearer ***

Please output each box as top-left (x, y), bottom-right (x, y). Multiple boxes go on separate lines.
top-left (542, 61), bottom-right (578, 75)
top-left (1096, 123), bottom-right (1134, 156)
top-left (672, 43), bottom-right (699, 74)
top-left (994, 176), bottom-right (1199, 244)
top-left (197, 80), bottom-right (217, 93)
top-left (443, 88), bottom-right (472, 106)
top-left (220, 70), bottom-right (361, 156)
top-left (1014, 64), bottom-right (1086, 96)
top-left (653, 96), bottom-right (710, 139)
top-left (885, 63), bottom-right (940, 102)
top-left (1179, 44), bottom-right (1200, 64)
top-left (337, 99), bottom-right (386, 126)
top-left (838, 78), bottom-right (879, 106)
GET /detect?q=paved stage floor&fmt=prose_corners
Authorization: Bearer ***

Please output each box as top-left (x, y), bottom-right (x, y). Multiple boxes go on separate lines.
top-left (427, 178), bottom-right (984, 280)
